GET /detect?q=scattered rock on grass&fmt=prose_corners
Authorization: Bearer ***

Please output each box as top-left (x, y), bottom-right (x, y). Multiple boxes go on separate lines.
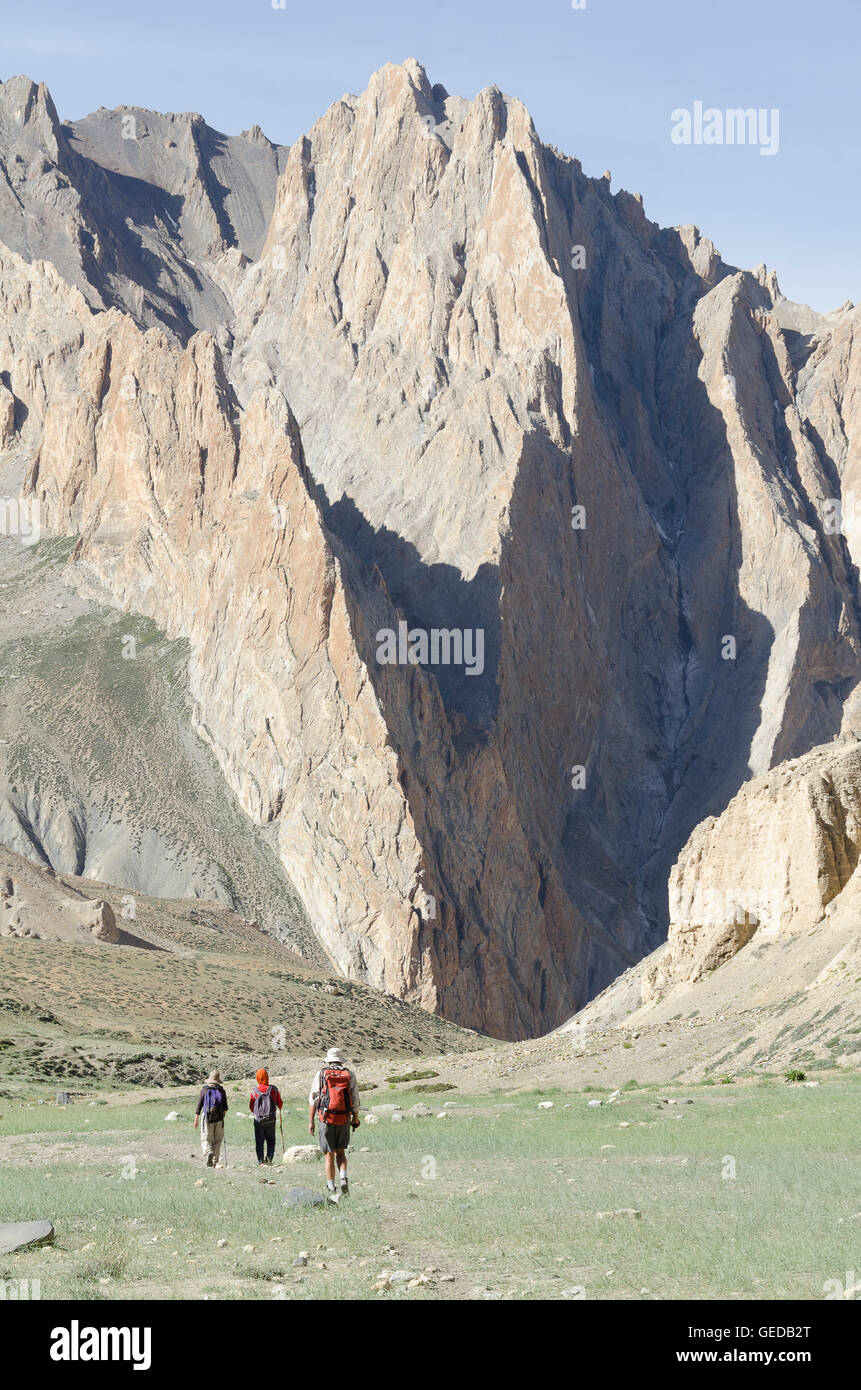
top-left (0, 1221), bottom-right (54, 1256)
top-left (284, 1188), bottom-right (326, 1209)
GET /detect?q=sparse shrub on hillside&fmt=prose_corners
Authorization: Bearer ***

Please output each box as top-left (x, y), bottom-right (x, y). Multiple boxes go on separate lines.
top-left (385, 1069), bottom-right (439, 1083)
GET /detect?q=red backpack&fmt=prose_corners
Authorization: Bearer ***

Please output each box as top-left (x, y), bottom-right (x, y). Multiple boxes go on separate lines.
top-left (318, 1067), bottom-right (352, 1125)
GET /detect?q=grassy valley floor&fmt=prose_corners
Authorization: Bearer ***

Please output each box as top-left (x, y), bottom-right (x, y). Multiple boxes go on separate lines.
top-left (1, 1072), bottom-right (859, 1301)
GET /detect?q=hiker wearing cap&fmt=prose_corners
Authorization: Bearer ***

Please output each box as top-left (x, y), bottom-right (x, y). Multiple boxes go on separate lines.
top-left (308, 1047), bottom-right (360, 1201)
top-left (194, 1070), bottom-right (228, 1168)
top-left (249, 1068), bottom-right (283, 1165)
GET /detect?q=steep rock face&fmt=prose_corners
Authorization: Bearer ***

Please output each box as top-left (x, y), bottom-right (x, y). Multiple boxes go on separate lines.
top-left (228, 60), bottom-right (861, 1015)
top-left (0, 488), bottom-right (313, 951)
top-left (1, 61), bottom-right (861, 1036)
top-left (10, 272), bottom-right (427, 1003)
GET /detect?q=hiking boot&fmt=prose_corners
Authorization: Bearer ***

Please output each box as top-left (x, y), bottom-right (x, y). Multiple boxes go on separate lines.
top-left (339, 1179), bottom-right (349, 1196)
top-left (206, 1155), bottom-right (215, 1168)
top-left (327, 1189), bottom-right (340, 1205)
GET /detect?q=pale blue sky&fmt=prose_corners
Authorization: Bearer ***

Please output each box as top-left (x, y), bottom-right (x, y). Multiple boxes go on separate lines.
top-left (1, 0), bottom-right (857, 310)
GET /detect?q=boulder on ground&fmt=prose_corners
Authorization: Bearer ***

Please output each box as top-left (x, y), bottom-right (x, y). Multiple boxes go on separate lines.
top-left (0, 1221), bottom-right (54, 1256)
top-left (284, 1187), bottom-right (326, 1208)
top-left (283, 1145), bottom-right (321, 1164)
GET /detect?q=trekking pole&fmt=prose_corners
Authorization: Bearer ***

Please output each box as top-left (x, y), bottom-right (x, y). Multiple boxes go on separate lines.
top-left (279, 1109), bottom-right (285, 1157)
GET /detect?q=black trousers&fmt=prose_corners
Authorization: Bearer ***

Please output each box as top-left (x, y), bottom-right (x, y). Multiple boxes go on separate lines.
top-left (254, 1119), bottom-right (277, 1162)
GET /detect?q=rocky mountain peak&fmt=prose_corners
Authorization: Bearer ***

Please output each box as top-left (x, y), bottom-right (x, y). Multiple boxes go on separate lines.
top-left (0, 62), bottom-right (859, 1037)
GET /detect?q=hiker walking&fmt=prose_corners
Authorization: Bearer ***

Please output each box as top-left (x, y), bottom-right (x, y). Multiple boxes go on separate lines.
top-left (250, 1068), bottom-right (283, 1166)
top-left (308, 1047), bottom-right (360, 1202)
top-left (194, 1069), bottom-right (228, 1168)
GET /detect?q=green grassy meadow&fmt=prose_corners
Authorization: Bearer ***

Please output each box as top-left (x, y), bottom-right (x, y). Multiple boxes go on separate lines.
top-left (2, 1074), bottom-right (859, 1301)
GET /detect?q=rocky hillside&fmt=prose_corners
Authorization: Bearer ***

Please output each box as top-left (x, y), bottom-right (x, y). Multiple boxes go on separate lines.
top-left (1, 60), bottom-right (860, 1037)
top-left (558, 739), bottom-right (861, 1079)
top-left (0, 841), bottom-right (475, 1085)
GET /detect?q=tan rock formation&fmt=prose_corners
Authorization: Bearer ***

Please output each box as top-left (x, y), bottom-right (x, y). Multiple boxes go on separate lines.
top-left (1, 62), bottom-right (861, 1036)
top-left (643, 738), bottom-right (861, 1001)
top-left (0, 846), bottom-right (119, 943)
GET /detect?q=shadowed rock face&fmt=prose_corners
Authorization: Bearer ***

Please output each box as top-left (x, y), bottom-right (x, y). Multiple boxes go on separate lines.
top-left (1, 60), bottom-right (860, 1038)
top-left (0, 75), bottom-right (286, 339)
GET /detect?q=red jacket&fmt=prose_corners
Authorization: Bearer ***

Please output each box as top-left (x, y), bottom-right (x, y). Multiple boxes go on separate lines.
top-left (249, 1083), bottom-right (282, 1115)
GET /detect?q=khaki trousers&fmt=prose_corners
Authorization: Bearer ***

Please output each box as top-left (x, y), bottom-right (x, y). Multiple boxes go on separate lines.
top-left (201, 1116), bottom-right (224, 1163)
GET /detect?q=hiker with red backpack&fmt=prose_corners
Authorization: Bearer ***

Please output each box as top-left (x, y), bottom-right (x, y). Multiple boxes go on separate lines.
top-left (308, 1047), bottom-right (360, 1202)
top-left (249, 1068), bottom-right (283, 1165)
top-left (194, 1069), bottom-right (229, 1168)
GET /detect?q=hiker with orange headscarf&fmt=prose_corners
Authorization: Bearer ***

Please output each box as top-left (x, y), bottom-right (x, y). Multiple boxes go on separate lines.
top-left (249, 1068), bottom-right (284, 1165)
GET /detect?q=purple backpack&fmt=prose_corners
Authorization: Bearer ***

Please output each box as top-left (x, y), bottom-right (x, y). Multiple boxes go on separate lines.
top-left (202, 1087), bottom-right (224, 1123)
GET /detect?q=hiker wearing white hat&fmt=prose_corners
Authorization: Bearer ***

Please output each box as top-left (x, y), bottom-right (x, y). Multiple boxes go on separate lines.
top-left (308, 1048), bottom-right (360, 1202)
top-left (194, 1069), bottom-right (228, 1167)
